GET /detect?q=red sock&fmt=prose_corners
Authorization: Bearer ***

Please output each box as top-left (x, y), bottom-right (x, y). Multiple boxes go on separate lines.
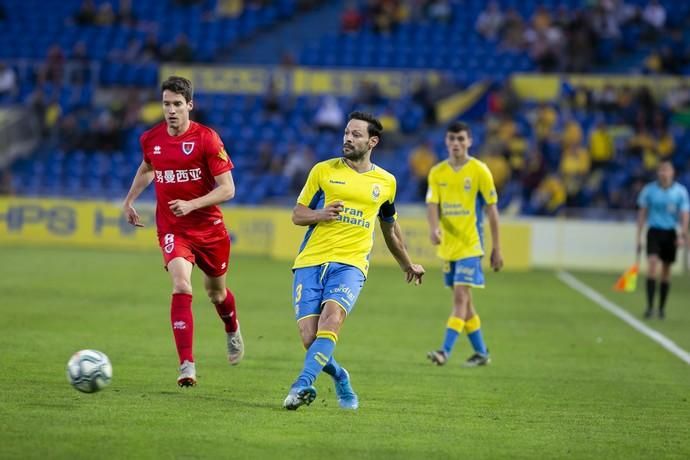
top-left (214, 288), bottom-right (238, 333)
top-left (171, 293), bottom-right (194, 364)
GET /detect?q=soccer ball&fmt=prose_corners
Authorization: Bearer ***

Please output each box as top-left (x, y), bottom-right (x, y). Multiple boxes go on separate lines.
top-left (66, 349), bottom-right (113, 393)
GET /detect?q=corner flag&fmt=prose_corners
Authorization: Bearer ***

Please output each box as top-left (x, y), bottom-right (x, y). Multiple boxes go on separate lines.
top-left (613, 264), bottom-right (638, 292)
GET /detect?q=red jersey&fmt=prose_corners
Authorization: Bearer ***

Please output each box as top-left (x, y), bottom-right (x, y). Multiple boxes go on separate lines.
top-left (140, 121), bottom-right (233, 235)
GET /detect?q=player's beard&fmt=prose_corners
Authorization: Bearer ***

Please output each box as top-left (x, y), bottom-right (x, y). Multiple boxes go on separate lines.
top-left (343, 144), bottom-right (367, 162)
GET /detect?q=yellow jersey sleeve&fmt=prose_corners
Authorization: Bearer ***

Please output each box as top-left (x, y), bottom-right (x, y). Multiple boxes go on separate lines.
top-left (425, 166), bottom-right (440, 204)
top-left (297, 163), bottom-right (323, 207)
top-left (478, 162), bottom-right (498, 206)
top-left (378, 175), bottom-right (398, 223)
top-left (389, 174), bottom-right (397, 204)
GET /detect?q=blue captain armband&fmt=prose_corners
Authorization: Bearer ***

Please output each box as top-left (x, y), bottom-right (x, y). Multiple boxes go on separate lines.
top-left (378, 201), bottom-right (397, 223)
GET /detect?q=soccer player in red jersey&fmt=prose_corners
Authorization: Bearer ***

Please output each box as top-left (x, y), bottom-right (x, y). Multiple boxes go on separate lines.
top-left (122, 76), bottom-right (244, 387)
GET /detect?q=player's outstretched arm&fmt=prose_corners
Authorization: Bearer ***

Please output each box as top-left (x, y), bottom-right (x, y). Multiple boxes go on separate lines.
top-left (168, 171), bottom-right (235, 217)
top-left (380, 220), bottom-right (425, 284)
top-left (122, 160), bottom-right (155, 227)
top-left (292, 201), bottom-right (344, 226)
top-left (486, 204), bottom-right (503, 272)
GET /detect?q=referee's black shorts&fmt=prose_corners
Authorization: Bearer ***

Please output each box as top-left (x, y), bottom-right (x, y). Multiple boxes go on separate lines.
top-left (646, 227), bottom-right (678, 264)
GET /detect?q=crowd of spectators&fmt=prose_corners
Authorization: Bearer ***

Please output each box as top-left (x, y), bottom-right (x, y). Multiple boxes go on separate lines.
top-left (338, 0), bottom-right (690, 76)
top-left (2, 0), bottom-right (689, 214)
top-left (341, 0), bottom-right (454, 34)
top-left (401, 69), bottom-right (690, 217)
top-left (474, 0), bottom-right (689, 73)
top-left (463, 80), bottom-right (689, 216)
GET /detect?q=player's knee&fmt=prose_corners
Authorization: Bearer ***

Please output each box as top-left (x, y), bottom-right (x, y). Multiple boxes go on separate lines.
top-left (301, 334), bottom-right (315, 349)
top-left (453, 291), bottom-right (470, 307)
top-left (298, 327), bottom-right (316, 348)
top-left (206, 288), bottom-right (226, 304)
top-left (318, 311), bottom-right (345, 332)
top-left (297, 315), bottom-right (318, 348)
top-left (172, 279), bottom-right (192, 294)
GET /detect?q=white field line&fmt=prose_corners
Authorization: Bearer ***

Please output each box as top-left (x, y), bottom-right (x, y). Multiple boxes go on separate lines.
top-left (557, 271), bottom-right (690, 365)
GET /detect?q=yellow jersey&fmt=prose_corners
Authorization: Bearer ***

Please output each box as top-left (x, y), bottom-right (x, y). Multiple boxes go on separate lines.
top-left (293, 158), bottom-right (397, 276)
top-left (426, 158), bottom-right (498, 261)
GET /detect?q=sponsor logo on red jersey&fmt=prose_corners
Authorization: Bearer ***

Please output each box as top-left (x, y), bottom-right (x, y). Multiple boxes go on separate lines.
top-left (155, 168), bottom-right (203, 184)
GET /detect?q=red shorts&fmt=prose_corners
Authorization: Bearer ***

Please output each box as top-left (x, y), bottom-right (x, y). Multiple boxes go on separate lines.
top-left (158, 226), bottom-right (231, 277)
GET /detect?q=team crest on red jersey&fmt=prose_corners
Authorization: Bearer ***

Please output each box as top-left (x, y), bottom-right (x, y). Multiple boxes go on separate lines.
top-left (182, 142), bottom-right (195, 155)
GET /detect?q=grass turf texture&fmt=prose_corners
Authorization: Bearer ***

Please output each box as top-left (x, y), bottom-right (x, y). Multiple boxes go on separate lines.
top-left (1, 246), bottom-right (689, 459)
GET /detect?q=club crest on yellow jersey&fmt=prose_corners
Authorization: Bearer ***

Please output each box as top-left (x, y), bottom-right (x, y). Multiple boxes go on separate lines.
top-left (372, 184), bottom-right (381, 201)
top-left (463, 178), bottom-right (472, 192)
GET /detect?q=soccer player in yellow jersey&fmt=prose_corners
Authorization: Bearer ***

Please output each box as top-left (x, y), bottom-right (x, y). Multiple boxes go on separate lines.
top-left (426, 121), bottom-right (503, 367)
top-left (283, 111), bottom-right (426, 410)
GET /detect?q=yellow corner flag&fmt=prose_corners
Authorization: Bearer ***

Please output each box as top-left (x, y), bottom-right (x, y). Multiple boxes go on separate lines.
top-left (613, 263), bottom-right (638, 292)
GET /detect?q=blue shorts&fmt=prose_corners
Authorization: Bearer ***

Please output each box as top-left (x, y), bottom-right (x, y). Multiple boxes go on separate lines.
top-left (443, 256), bottom-right (485, 288)
top-left (293, 263), bottom-right (366, 321)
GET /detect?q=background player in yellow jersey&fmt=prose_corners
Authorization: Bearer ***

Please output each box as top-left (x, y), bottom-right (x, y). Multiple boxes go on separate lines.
top-left (426, 121), bottom-right (503, 367)
top-left (283, 111), bottom-right (426, 410)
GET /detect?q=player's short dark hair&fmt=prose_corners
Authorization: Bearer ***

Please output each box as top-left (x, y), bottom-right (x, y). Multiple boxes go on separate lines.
top-left (349, 111), bottom-right (383, 140)
top-left (447, 121), bottom-right (472, 137)
top-left (161, 76), bottom-right (193, 102)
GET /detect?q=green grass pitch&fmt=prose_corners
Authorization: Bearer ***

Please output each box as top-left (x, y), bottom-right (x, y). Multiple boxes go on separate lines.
top-left (0, 246), bottom-right (688, 459)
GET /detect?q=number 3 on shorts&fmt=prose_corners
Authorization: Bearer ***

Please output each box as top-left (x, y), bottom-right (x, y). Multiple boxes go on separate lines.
top-left (295, 283), bottom-right (303, 303)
